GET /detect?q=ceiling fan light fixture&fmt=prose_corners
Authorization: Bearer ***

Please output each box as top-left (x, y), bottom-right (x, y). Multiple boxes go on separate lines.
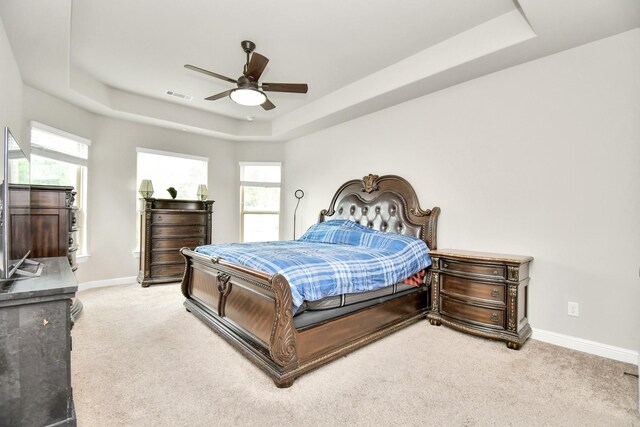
top-left (229, 88), bottom-right (266, 106)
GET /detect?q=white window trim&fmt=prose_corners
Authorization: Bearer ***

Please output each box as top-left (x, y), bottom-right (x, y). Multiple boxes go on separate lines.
top-left (239, 181), bottom-right (281, 188)
top-left (239, 161), bottom-right (281, 166)
top-left (31, 121), bottom-right (92, 146)
top-left (136, 147), bottom-right (209, 163)
top-left (31, 148), bottom-right (88, 167)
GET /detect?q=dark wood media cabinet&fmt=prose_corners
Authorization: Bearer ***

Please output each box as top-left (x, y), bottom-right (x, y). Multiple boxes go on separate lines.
top-left (0, 257), bottom-right (78, 426)
top-left (427, 249), bottom-right (533, 349)
top-left (138, 198), bottom-right (214, 287)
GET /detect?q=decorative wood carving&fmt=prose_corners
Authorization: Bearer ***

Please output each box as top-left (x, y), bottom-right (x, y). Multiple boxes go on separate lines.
top-left (217, 273), bottom-right (232, 317)
top-left (507, 266), bottom-right (519, 282)
top-left (269, 274), bottom-right (298, 368)
top-left (361, 174), bottom-right (379, 193)
top-left (508, 284), bottom-right (518, 331)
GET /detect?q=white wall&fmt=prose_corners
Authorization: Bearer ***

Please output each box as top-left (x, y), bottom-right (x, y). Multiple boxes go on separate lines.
top-left (22, 86), bottom-right (242, 283)
top-left (283, 29), bottom-right (640, 351)
top-left (0, 16), bottom-right (23, 145)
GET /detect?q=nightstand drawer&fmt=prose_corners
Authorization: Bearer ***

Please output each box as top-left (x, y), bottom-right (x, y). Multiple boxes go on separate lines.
top-left (441, 275), bottom-right (505, 304)
top-left (440, 296), bottom-right (505, 330)
top-left (441, 259), bottom-right (505, 279)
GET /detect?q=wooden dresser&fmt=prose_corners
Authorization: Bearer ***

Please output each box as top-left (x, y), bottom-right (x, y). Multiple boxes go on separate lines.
top-left (427, 249), bottom-right (533, 349)
top-left (29, 185), bottom-right (79, 272)
top-left (138, 198), bottom-right (214, 287)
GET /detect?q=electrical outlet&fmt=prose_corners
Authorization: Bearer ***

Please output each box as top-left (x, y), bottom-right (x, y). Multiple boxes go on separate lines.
top-left (568, 302), bottom-right (579, 317)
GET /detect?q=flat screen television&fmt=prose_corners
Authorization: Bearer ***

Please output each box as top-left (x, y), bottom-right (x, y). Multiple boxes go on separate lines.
top-left (1, 127), bottom-right (31, 280)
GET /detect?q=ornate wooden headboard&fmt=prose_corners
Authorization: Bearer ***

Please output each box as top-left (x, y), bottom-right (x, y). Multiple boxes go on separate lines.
top-left (319, 174), bottom-right (440, 250)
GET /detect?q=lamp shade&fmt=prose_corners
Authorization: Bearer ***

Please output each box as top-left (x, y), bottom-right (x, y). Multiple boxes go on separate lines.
top-left (139, 179), bottom-right (154, 198)
top-left (229, 88), bottom-right (266, 106)
top-left (197, 184), bottom-right (208, 201)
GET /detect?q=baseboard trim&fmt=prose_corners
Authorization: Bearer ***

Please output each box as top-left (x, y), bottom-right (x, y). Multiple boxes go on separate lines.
top-left (532, 328), bottom-right (638, 365)
top-left (78, 276), bottom-right (137, 292)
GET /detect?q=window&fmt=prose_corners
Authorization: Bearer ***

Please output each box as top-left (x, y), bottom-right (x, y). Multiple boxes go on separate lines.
top-left (136, 148), bottom-right (208, 248)
top-left (30, 121), bottom-right (90, 257)
top-left (136, 148), bottom-right (208, 201)
top-left (240, 162), bottom-right (281, 242)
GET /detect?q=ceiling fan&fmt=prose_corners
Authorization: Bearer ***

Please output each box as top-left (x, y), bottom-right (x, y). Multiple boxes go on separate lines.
top-left (184, 40), bottom-right (308, 111)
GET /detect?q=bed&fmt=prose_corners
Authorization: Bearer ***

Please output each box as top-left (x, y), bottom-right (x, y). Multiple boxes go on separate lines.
top-left (180, 174), bottom-right (440, 387)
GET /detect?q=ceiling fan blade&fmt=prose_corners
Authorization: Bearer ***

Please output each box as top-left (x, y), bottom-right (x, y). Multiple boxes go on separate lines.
top-left (204, 90), bottom-right (232, 101)
top-left (261, 98), bottom-right (276, 111)
top-left (261, 83), bottom-right (308, 94)
top-left (184, 64), bottom-right (237, 84)
top-left (245, 52), bottom-right (269, 80)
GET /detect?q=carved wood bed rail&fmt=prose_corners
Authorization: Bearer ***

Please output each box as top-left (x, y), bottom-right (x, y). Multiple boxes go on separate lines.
top-left (180, 174), bottom-right (440, 387)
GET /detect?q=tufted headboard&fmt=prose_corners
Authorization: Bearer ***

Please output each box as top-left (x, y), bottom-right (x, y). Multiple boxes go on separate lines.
top-left (319, 174), bottom-right (440, 250)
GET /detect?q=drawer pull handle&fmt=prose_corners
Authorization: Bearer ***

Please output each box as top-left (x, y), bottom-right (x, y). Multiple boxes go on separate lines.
top-left (444, 264), bottom-right (448, 268)
top-left (493, 270), bottom-right (498, 275)
top-left (71, 216), bottom-right (77, 224)
top-left (491, 289), bottom-right (500, 298)
top-left (69, 237), bottom-right (74, 245)
top-left (157, 215), bottom-right (163, 221)
top-left (490, 313), bottom-right (500, 323)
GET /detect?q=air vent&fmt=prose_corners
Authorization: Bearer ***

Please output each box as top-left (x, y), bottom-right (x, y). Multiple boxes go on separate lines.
top-left (165, 90), bottom-right (193, 101)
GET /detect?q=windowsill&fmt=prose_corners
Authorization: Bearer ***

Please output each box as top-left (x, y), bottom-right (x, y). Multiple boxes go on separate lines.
top-left (77, 255), bottom-right (90, 263)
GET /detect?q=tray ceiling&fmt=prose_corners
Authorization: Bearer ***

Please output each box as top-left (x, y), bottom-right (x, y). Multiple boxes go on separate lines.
top-left (1, 0), bottom-right (638, 141)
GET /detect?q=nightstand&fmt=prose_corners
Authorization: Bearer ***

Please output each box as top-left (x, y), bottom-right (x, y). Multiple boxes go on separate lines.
top-left (426, 249), bottom-right (533, 349)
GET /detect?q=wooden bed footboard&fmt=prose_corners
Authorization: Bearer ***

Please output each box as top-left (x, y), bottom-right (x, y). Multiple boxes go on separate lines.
top-left (180, 247), bottom-right (430, 387)
top-left (180, 249), bottom-right (298, 376)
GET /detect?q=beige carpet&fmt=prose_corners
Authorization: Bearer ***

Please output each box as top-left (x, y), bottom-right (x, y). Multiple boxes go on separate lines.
top-left (72, 283), bottom-right (639, 426)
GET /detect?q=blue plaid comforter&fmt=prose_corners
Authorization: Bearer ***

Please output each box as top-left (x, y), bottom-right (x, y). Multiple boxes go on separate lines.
top-left (195, 220), bottom-right (431, 314)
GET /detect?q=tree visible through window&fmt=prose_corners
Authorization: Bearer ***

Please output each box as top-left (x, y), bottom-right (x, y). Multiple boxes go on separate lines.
top-left (240, 162), bottom-right (281, 242)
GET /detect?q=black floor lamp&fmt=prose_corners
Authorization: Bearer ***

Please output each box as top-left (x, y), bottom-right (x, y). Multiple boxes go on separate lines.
top-left (293, 189), bottom-right (304, 239)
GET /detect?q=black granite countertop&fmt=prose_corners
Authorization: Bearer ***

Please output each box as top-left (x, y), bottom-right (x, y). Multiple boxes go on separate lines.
top-left (0, 257), bottom-right (77, 302)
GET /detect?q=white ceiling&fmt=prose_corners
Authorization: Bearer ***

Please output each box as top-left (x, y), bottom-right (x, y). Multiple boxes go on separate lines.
top-left (0, 0), bottom-right (639, 141)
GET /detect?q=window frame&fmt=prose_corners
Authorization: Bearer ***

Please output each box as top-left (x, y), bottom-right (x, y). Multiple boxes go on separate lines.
top-left (239, 162), bottom-right (282, 243)
top-left (30, 121), bottom-right (91, 259)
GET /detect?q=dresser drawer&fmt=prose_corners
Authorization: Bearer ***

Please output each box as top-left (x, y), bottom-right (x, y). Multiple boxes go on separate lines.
top-left (151, 250), bottom-right (183, 264)
top-left (153, 225), bottom-right (206, 237)
top-left (441, 259), bottom-right (505, 279)
top-left (441, 274), bottom-right (505, 305)
top-left (440, 296), bottom-right (505, 330)
top-left (151, 212), bottom-right (205, 226)
top-left (152, 237), bottom-right (204, 250)
top-left (150, 264), bottom-right (185, 277)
